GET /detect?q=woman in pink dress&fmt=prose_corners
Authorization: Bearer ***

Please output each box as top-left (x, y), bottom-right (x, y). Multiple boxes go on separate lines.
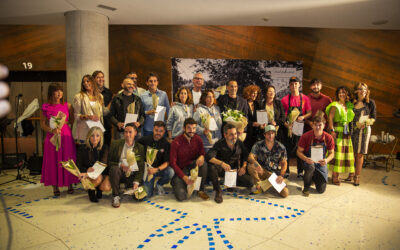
top-left (40, 83), bottom-right (79, 196)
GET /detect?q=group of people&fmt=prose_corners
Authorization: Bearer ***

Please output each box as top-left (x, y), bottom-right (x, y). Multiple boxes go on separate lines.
top-left (39, 71), bottom-right (376, 207)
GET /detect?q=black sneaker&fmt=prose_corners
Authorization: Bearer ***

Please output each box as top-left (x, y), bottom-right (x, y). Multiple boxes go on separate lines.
top-left (88, 190), bottom-right (98, 202)
top-left (96, 189), bottom-right (103, 199)
top-left (297, 173), bottom-right (304, 179)
top-left (302, 188), bottom-right (310, 197)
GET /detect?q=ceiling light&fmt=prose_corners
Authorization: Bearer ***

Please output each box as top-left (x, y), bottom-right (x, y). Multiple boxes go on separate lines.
top-left (97, 4), bottom-right (117, 11)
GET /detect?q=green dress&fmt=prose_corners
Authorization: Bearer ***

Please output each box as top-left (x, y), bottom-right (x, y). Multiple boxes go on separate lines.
top-left (325, 101), bottom-right (355, 173)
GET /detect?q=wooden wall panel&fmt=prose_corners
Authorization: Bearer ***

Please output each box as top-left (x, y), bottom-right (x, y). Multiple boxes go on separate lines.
top-left (0, 25), bottom-right (66, 71)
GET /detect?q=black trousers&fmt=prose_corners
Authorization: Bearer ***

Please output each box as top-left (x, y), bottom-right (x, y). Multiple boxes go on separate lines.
top-left (109, 165), bottom-right (136, 197)
top-left (303, 163), bottom-right (326, 193)
top-left (208, 163), bottom-right (253, 191)
top-left (284, 133), bottom-right (303, 174)
top-left (171, 161), bottom-right (207, 201)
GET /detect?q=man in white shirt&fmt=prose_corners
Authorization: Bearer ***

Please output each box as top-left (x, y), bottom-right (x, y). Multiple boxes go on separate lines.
top-left (192, 73), bottom-right (204, 105)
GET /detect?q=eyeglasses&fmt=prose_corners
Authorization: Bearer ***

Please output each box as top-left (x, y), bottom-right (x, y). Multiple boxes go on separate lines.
top-left (193, 77), bottom-right (203, 81)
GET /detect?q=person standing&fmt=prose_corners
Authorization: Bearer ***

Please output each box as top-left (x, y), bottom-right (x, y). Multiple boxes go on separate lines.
top-left (191, 73), bottom-right (205, 105)
top-left (305, 79), bottom-right (332, 132)
top-left (110, 77), bottom-right (144, 139)
top-left (348, 82), bottom-right (376, 186)
top-left (166, 87), bottom-right (193, 141)
top-left (263, 85), bottom-right (286, 143)
top-left (141, 72), bottom-right (170, 136)
top-left (73, 75), bottom-right (104, 144)
top-left (326, 86), bottom-right (355, 185)
top-left (40, 83), bottom-right (78, 196)
top-left (281, 77), bottom-right (312, 178)
top-left (93, 70), bottom-right (113, 146)
top-left (243, 85), bottom-right (263, 151)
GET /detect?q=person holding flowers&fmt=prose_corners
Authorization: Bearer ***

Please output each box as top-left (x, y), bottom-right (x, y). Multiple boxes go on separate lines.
top-left (193, 89), bottom-right (222, 152)
top-left (349, 82), bottom-right (376, 186)
top-left (40, 83), bottom-right (78, 196)
top-left (326, 86), bottom-right (355, 185)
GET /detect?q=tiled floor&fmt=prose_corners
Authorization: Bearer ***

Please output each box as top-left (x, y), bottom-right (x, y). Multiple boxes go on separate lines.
top-left (1, 161), bottom-right (400, 250)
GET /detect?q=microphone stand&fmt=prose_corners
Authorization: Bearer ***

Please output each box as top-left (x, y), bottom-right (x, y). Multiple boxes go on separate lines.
top-left (0, 95), bottom-right (36, 185)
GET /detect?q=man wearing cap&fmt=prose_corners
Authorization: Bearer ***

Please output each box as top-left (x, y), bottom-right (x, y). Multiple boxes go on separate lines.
top-left (305, 78), bottom-right (332, 132)
top-left (297, 115), bottom-right (334, 196)
top-left (206, 123), bottom-right (253, 203)
top-left (281, 76), bottom-right (312, 179)
top-left (247, 125), bottom-right (289, 197)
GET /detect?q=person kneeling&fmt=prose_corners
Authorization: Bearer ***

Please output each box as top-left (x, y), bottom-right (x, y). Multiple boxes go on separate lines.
top-left (108, 123), bottom-right (145, 208)
top-left (297, 114), bottom-right (334, 197)
top-left (170, 118), bottom-right (209, 201)
top-left (77, 127), bottom-right (111, 202)
top-left (138, 121), bottom-right (174, 197)
top-left (206, 123), bottom-right (253, 203)
top-left (247, 125), bottom-right (289, 198)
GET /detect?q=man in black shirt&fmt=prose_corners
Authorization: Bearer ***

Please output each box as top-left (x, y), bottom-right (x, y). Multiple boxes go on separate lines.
top-left (206, 123), bottom-right (253, 203)
top-left (217, 80), bottom-right (248, 116)
top-left (138, 121), bottom-right (174, 197)
top-left (110, 77), bottom-right (145, 139)
top-left (93, 70), bottom-right (113, 146)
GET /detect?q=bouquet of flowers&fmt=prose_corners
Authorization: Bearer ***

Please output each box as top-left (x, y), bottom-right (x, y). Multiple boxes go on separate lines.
top-left (222, 108), bottom-right (248, 141)
top-left (126, 149), bottom-right (137, 177)
top-left (61, 159), bottom-right (94, 190)
top-left (134, 186), bottom-right (147, 200)
top-left (356, 116), bottom-right (375, 134)
top-left (152, 93), bottom-right (159, 110)
top-left (49, 111), bottom-right (66, 151)
top-left (187, 166), bottom-right (199, 198)
top-left (144, 147), bottom-right (159, 182)
top-left (200, 113), bottom-right (213, 144)
top-left (287, 108), bottom-right (300, 138)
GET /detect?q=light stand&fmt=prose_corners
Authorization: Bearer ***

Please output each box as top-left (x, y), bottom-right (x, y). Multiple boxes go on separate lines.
top-left (0, 94), bottom-right (36, 185)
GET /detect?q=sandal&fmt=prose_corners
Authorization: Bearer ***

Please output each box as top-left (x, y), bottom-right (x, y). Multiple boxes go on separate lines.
top-left (353, 175), bottom-right (360, 186)
top-left (343, 174), bottom-right (355, 182)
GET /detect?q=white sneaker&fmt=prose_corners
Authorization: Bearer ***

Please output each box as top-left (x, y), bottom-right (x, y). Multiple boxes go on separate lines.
top-left (156, 184), bottom-right (165, 195)
top-left (112, 196), bottom-right (121, 208)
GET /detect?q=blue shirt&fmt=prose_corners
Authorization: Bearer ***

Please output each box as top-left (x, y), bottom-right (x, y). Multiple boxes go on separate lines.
top-left (140, 89), bottom-right (170, 132)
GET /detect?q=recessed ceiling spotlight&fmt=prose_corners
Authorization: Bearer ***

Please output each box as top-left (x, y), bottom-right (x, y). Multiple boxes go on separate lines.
top-left (372, 19), bottom-right (388, 25)
top-left (97, 4), bottom-right (117, 11)
top-left (262, 18), bottom-right (269, 22)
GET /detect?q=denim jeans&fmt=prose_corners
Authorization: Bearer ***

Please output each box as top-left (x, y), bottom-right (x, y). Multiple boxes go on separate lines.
top-left (143, 166), bottom-right (174, 197)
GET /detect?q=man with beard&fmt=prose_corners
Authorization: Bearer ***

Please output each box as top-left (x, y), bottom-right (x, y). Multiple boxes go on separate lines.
top-left (138, 121), bottom-right (174, 197)
top-left (110, 77), bottom-right (145, 139)
top-left (170, 118), bottom-right (209, 201)
top-left (126, 72), bottom-right (146, 96)
top-left (247, 125), bottom-right (289, 198)
top-left (305, 79), bottom-right (332, 132)
top-left (206, 123), bottom-right (253, 203)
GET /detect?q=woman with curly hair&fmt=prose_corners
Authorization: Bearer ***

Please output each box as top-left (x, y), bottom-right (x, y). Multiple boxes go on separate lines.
top-left (166, 87), bottom-right (193, 141)
top-left (348, 82), bottom-right (376, 186)
top-left (326, 86), bottom-right (355, 185)
top-left (243, 84), bottom-right (263, 150)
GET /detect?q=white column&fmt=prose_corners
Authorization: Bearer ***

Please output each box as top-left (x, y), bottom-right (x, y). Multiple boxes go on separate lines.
top-left (65, 10), bottom-right (109, 103)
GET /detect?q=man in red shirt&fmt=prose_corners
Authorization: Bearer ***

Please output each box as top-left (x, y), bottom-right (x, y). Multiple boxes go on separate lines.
top-left (297, 115), bottom-right (335, 197)
top-left (305, 79), bottom-right (332, 132)
top-left (170, 118), bottom-right (209, 201)
top-left (281, 76), bottom-right (312, 179)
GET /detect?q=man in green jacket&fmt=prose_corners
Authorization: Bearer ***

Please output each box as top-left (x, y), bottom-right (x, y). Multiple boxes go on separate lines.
top-left (108, 123), bottom-right (145, 208)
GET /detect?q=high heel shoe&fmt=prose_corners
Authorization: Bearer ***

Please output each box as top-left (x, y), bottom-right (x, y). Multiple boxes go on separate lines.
top-left (353, 175), bottom-right (360, 186)
top-left (343, 173), bottom-right (354, 182)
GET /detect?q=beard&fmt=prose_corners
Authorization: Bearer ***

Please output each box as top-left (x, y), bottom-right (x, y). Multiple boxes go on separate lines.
top-left (184, 131), bottom-right (195, 138)
top-left (311, 88), bottom-right (320, 94)
top-left (226, 138), bottom-right (237, 145)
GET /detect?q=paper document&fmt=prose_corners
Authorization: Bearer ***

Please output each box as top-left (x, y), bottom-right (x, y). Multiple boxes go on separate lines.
top-left (224, 171), bottom-right (237, 188)
top-left (268, 172), bottom-right (286, 193)
top-left (311, 146), bottom-right (324, 163)
top-left (86, 120), bottom-right (105, 132)
top-left (359, 115), bottom-right (369, 124)
top-left (256, 110), bottom-right (269, 125)
top-left (124, 113), bottom-right (138, 126)
top-left (292, 121), bottom-right (304, 136)
top-left (155, 106), bottom-right (166, 121)
top-left (87, 161), bottom-right (107, 179)
top-left (193, 176), bottom-right (202, 191)
top-left (209, 117), bottom-right (218, 131)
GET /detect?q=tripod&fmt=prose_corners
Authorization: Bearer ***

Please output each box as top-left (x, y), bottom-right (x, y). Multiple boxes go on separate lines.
top-left (0, 95), bottom-right (36, 185)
